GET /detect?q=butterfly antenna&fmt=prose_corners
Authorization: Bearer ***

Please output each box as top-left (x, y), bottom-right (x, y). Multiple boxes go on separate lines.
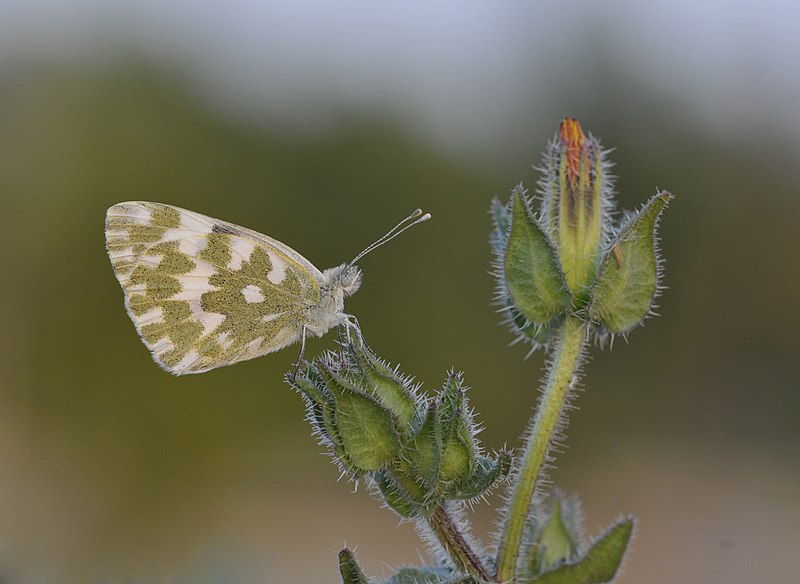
top-left (350, 208), bottom-right (431, 264)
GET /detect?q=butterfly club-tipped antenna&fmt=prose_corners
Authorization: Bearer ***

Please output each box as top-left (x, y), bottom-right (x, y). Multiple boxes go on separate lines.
top-left (350, 208), bottom-right (431, 265)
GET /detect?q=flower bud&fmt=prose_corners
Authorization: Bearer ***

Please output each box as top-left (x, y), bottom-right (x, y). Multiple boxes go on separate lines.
top-left (547, 118), bottom-right (611, 298)
top-left (524, 492), bottom-right (634, 582)
top-left (493, 118), bottom-right (672, 349)
top-left (291, 340), bottom-right (412, 476)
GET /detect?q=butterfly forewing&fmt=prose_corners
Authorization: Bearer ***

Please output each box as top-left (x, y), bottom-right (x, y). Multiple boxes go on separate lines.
top-left (105, 201), bottom-right (323, 374)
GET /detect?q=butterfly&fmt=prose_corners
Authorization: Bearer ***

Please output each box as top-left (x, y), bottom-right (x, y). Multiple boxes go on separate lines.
top-left (105, 202), bottom-right (430, 375)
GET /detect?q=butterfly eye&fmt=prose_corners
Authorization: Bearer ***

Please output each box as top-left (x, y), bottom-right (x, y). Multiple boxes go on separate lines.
top-left (341, 266), bottom-right (362, 296)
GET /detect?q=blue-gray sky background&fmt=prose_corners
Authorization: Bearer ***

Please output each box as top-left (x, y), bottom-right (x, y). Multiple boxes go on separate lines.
top-left (1, 1), bottom-right (798, 583)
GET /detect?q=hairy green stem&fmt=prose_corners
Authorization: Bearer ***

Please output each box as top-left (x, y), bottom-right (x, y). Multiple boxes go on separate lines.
top-left (428, 504), bottom-right (495, 582)
top-left (495, 316), bottom-right (586, 581)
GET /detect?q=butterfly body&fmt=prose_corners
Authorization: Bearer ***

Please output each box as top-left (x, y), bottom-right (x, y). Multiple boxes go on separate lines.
top-left (106, 202), bottom-right (369, 375)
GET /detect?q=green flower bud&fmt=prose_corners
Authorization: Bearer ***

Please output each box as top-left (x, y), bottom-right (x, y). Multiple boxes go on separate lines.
top-left (521, 492), bottom-right (634, 583)
top-left (291, 340), bottom-right (412, 476)
top-left (493, 118), bottom-right (672, 350)
top-left (318, 361), bottom-right (402, 472)
top-left (339, 548), bottom-right (369, 584)
top-left (291, 336), bottom-right (512, 519)
top-left (532, 519), bottom-right (634, 584)
top-left (530, 494), bottom-right (581, 574)
top-left (546, 118), bottom-right (611, 298)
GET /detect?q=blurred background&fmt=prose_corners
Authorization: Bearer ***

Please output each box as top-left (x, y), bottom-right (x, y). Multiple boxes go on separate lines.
top-left (1, 1), bottom-right (798, 582)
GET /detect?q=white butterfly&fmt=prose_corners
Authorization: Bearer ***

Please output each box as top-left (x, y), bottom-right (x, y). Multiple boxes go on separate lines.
top-left (105, 202), bottom-right (429, 375)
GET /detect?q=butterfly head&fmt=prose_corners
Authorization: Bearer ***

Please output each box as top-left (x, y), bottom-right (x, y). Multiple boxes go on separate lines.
top-left (324, 263), bottom-right (363, 297)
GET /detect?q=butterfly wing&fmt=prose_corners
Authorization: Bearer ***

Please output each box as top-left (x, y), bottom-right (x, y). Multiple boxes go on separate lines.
top-left (105, 201), bottom-right (324, 374)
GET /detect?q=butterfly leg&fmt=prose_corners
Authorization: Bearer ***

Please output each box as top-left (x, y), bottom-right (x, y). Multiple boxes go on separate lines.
top-left (289, 324), bottom-right (310, 382)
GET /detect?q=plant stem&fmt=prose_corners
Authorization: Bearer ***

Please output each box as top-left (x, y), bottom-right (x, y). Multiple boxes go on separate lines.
top-left (495, 316), bottom-right (586, 581)
top-left (428, 503), bottom-right (495, 582)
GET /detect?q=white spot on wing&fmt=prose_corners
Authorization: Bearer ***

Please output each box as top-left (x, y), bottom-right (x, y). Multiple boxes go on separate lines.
top-left (229, 239), bottom-right (257, 270)
top-left (217, 331), bottom-right (233, 349)
top-left (266, 251), bottom-right (287, 284)
top-left (172, 275), bottom-right (217, 300)
top-left (175, 350), bottom-right (201, 372)
top-left (162, 228), bottom-right (210, 255)
top-left (242, 284), bottom-right (265, 303)
top-left (106, 241), bottom-right (133, 260)
top-left (179, 213), bottom-right (214, 234)
top-left (151, 337), bottom-right (174, 354)
top-left (199, 312), bottom-right (225, 335)
top-left (261, 313), bottom-right (283, 323)
top-left (115, 203), bottom-right (151, 223)
top-left (138, 307), bottom-right (164, 326)
top-left (246, 337), bottom-right (263, 355)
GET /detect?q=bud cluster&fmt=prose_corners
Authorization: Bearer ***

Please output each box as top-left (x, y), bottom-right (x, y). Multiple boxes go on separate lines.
top-left (492, 117), bottom-right (672, 349)
top-left (289, 332), bottom-right (511, 519)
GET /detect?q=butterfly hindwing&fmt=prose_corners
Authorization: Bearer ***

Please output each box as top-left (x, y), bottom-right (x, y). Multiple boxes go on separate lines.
top-left (105, 201), bottom-right (323, 374)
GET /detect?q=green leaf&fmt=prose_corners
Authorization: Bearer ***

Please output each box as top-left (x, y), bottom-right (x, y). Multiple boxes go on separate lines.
top-left (504, 188), bottom-right (571, 324)
top-left (589, 191), bottom-right (672, 334)
top-left (339, 548), bottom-right (369, 584)
top-left (531, 518), bottom-right (634, 584)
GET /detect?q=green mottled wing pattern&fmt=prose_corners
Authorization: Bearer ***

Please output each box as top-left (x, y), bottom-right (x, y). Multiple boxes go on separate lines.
top-left (105, 202), bottom-right (323, 375)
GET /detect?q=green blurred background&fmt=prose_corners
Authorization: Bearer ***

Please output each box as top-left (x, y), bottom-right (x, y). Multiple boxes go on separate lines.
top-left (1, 2), bottom-right (798, 582)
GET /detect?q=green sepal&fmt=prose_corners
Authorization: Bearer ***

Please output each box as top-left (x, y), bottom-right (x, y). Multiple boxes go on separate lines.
top-left (350, 340), bottom-right (417, 427)
top-left (504, 187), bottom-right (571, 324)
top-left (442, 450), bottom-right (512, 500)
top-left (508, 307), bottom-right (561, 346)
top-left (411, 401), bottom-right (442, 490)
top-left (490, 196), bottom-right (511, 252)
top-left (589, 191), bottom-right (672, 334)
top-left (437, 373), bottom-right (475, 484)
top-left (291, 367), bottom-right (332, 409)
top-left (530, 518), bottom-right (634, 584)
top-left (375, 468), bottom-right (426, 518)
top-left (292, 368), bottom-right (349, 464)
top-left (339, 548), bottom-right (370, 584)
top-left (291, 370), bottom-right (333, 433)
top-left (318, 362), bottom-right (402, 472)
